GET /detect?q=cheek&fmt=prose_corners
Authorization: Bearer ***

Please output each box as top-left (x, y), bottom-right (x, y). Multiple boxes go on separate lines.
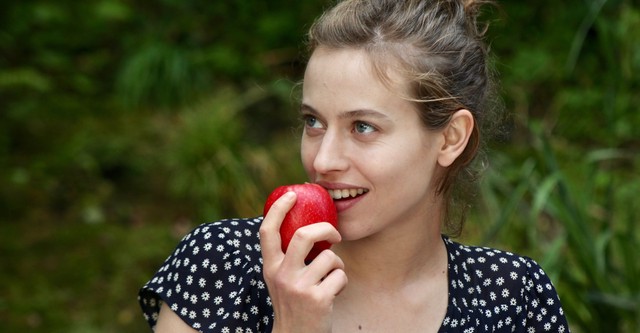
top-left (300, 139), bottom-right (316, 176)
top-left (385, 141), bottom-right (439, 187)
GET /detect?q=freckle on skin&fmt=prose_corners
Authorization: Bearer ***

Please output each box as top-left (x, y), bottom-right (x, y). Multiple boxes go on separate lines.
top-left (358, 325), bottom-right (362, 330)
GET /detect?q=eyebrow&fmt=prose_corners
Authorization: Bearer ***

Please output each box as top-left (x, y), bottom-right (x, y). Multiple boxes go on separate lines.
top-left (300, 103), bottom-right (391, 121)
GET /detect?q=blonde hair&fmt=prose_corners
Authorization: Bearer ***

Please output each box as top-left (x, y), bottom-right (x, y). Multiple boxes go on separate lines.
top-left (307, 0), bottom-right (501, 236)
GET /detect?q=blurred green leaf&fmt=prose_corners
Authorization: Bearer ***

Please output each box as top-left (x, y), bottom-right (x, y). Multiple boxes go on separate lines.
top-left (1, 0), bottom-right (639, 331)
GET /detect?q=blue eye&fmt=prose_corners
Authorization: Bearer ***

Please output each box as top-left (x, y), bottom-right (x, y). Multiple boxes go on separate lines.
top-left (304, 115), bottom-right (323, 129)
top-left (354, 121), bottom-right (375, 134)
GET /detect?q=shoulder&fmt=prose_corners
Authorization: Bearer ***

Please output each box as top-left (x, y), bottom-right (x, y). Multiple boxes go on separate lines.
top-left (443, 237), bottom-right (569, 331)
top-left (139, 217), bottom-right (273, 332)
top-left (174, 217), bottom-right (264, 260)
top-left (445, 237), bottom-right (536, 280)
top-left (155, 217), bottom-right (265, 283)
top-left (444, 237), bottom-right (552, 297)
top-left (179, 217), bottom-right (263, 248)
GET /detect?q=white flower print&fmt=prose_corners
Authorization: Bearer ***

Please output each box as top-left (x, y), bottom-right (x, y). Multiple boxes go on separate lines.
top-left (139, 220), bottom-right (569, 333)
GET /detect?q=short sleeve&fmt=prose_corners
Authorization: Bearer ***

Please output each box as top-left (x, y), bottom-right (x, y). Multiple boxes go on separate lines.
top-left (520, 258), bottom-right (570, 332)
top-left (138, 218), bottom-right (274, 332)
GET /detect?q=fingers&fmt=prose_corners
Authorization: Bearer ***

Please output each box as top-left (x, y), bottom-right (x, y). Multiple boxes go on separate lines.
top-left (302, 251), bottom-right (348, 307)
top-left (282, 222), bottom-right (342, 266)
top-left (261, 191), bottom-right (341, 266)
top-left (320, 264), bottom-right (349, 297)
top-left (272, 250), bottom-right (348, 309)
top-left (259, 191), bottom-right (346, 332)
top-left (260, 191), bottom-right (297, 262)
top-left (305, 250), bottom-right (346, 289)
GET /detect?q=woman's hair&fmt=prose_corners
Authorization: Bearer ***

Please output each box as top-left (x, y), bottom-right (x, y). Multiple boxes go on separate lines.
top-left (306, 0), bottom-right (503, 236)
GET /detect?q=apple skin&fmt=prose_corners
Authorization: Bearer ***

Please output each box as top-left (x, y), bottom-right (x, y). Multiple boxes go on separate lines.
top-left (263, 183), bottom-right (338, 262)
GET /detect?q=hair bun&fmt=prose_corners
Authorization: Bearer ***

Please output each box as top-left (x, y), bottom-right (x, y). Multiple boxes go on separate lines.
top-left (462, 0), bottom-right (495, 37)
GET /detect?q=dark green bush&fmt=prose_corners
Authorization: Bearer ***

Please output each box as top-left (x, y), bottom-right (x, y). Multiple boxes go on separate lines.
top-left (0, 0), bottom-right (638, 332)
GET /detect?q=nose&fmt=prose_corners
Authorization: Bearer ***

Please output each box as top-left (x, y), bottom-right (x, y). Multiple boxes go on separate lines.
top-left (312, 130), bottom-right (349, 175)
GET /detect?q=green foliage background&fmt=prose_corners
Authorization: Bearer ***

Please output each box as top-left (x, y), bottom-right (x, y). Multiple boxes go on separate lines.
top-left (1, 0), bottom-right (638, 332)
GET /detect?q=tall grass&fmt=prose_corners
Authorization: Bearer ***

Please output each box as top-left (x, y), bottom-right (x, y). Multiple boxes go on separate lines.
top-left (473, 124), bottom-right (639, 332)
top-left (164, 83), bottom-right (307, 221)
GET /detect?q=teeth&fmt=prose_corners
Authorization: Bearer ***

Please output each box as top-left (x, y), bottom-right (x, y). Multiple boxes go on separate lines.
top-left (328, 188), bottom-right (368, 200)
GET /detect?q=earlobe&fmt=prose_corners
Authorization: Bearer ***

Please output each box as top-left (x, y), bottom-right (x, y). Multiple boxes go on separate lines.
top-left (437, 109), bottom-right (474, 167)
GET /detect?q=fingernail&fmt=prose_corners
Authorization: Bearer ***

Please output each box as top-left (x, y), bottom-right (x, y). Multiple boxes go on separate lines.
top-left (284, 191), bottom-right (296, 199)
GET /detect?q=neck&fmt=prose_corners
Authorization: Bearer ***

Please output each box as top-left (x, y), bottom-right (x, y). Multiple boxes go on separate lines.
top-left (334, 222), bottom-right (447, 289)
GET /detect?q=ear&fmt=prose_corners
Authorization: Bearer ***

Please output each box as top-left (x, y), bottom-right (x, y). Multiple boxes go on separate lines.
top-left (437, 109), bottom-right (474, 167)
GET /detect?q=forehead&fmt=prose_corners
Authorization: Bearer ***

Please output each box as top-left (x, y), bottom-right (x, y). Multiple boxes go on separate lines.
top-left (302, 47), bottom-right (421, 124)
top-left (303, 47), bottom-right (411, 100)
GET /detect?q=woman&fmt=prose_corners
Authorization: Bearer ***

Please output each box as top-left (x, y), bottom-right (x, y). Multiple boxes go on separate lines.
top-left (139, 0), bottom-right (570, 332)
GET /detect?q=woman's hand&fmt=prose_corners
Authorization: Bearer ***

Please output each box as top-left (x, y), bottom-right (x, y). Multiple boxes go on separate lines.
top-left (260, 191), bottom-right (348, 333)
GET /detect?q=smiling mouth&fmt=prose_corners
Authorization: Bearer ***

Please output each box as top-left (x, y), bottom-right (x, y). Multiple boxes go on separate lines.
top-left (327, 188), bottom-right (369, 200)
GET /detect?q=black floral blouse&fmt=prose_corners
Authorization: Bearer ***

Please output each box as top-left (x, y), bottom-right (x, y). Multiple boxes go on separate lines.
top-left (139, 217), bottom-right (570, 332)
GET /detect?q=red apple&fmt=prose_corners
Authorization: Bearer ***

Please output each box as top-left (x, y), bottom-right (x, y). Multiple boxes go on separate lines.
top-left (263, 183), bottom-right (338, 262)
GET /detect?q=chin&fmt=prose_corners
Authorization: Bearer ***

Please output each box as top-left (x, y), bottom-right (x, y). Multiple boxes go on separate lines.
top-left (336, 221), bottom-right (374, 242)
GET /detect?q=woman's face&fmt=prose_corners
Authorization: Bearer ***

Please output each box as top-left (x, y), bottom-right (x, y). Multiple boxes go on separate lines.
top-left (301, 47), bottom-right (446, 242)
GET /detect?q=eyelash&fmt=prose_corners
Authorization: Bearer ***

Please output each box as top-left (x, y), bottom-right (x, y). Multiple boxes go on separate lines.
top-left (301, 114), bottom-right (378, 135)
top-left (354, 121), bottom-right (376, 134)
top-left (302, 114), bottom-right (323, 129)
